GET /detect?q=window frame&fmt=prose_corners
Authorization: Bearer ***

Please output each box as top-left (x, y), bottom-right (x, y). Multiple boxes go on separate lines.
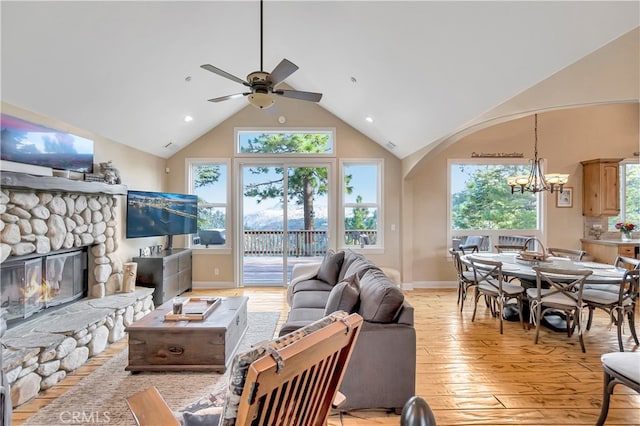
top-left (608, 158), bottom-right (640, 231)
top-left (339, 158), bottom-right (384, 253)
top-left (447, 158), bottom-right (547, 252)
top-left (186, 157), bottom-right (231, 253)
top-left (235, 128), bottom-right (336, 156)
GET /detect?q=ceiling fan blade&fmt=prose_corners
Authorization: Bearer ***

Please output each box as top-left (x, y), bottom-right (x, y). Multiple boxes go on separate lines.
top-left (274, 89), bottom-right (323, 103)
top-left (207, 93), bottom-right (249, 103)
top-left (270, 59), bottom-right (299, 86)
top-left (201, 64), bottom-right (249, 86)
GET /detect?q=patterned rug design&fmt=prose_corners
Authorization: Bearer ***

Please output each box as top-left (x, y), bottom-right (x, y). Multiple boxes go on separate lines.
top-left (24, 311), bottom-right (281, 426)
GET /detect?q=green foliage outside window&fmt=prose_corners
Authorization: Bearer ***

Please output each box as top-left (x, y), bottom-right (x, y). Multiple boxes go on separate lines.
top-left (608, 163), bottom-right (640, 229)
top-left (452, 164), bottom-right (538, 230)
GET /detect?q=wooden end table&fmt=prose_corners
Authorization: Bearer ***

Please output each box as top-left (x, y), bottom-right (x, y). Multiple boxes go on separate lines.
top-left (125, 296), bottom-right (248, 373)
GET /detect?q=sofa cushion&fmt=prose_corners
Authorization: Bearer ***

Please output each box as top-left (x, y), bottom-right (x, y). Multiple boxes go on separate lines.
top-left (324, 275), bottom-right (360, 315)
top-left (341, 255), bottom-right (378, 282)
top-left (317, 250), bottom-right (345, 285)
top-left (291, 290), bottom-right (331, 310)
top-left (290, 279), bottom-right (334, 295)
top-left (357, 268), bottom-right (405, 323)
top-left (285, 307), bottom-right (327, 323)
top-left (338, 250), bottom-right (364, 281)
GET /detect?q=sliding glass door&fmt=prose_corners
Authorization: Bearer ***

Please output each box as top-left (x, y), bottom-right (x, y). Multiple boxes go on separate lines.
top-left (239, 162), bottom-right (331, 286)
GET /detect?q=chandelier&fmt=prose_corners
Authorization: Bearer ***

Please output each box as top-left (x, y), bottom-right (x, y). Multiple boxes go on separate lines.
top-left (507, 114), bottom-right (568, 194)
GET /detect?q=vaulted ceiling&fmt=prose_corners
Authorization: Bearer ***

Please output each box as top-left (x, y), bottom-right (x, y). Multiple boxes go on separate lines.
top-left (2, 1), bottom-right (638, 160)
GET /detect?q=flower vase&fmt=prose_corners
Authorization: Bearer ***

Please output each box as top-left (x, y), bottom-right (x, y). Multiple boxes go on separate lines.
top-left (622, 231), bottom-right (632, 241)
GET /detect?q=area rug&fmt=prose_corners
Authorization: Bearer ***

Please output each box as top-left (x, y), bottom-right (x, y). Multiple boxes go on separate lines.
top-left (25, 312), bottom-right (281, 426)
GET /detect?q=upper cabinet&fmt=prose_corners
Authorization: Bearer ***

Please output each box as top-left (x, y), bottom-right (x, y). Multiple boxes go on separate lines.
top-left (581, 159), bottom-right (622, 217)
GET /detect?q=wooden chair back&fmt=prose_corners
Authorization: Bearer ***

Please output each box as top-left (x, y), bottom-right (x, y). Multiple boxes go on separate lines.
top-left (614, 255), bottom-right (640, 270)
top-left (547, 247), bottom-right (586, 261)
top-left (236, 313), bottom-right (363, 425)
top-left (494, 244), bottom-right (525, 253)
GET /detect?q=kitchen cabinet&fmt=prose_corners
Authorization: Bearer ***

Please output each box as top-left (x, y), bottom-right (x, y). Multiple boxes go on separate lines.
top-left (581, 159), bottom-right (622, 216)
top-left (581, 239), bottom-right (640, 265)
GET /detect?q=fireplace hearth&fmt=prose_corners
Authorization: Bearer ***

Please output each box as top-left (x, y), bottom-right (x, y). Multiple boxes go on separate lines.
top-left (1, 248), bottom-right (87, 327)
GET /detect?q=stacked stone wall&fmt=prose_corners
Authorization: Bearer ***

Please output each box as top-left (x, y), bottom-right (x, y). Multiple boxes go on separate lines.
top-left (2, 290), bottom-right (154, 407)
top-left (0, 188), bottom-right (122, 297)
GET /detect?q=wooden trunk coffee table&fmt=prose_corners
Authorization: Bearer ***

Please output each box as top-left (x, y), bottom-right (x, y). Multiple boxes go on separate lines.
top-left (125, 296), bottom-right (248, 373)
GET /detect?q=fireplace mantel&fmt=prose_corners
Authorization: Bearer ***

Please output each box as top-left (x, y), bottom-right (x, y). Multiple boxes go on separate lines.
top-left (1, 171), bottom-right (127, 195)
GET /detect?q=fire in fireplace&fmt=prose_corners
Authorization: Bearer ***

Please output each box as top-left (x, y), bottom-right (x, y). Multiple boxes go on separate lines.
top-left (1, 248), bottom-right (88, 327)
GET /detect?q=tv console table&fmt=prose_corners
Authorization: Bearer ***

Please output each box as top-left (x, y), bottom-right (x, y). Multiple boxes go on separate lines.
top-left (133, 248), bottom-right (192, 306)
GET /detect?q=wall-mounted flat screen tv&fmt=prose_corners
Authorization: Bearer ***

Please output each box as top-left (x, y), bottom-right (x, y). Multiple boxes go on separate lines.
top-left (126, 190), bottom-right (198, 239)
top-left (1, 113), bottom-right (94, 173)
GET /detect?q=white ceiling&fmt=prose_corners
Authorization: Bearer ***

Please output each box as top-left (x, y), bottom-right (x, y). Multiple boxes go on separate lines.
top-left (2, 1), bottom-right (638, 160)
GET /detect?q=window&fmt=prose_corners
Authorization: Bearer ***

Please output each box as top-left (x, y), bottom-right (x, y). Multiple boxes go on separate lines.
top-left (237, 130), bottom-right (334, 155)
top-left (608, 160), bottom-right (640, 229)
top-left (448, 160), bottom-right (544, 251)
top-left (188, 159), bottom-right (229, 249)
top-left (341, 160), bottom-right (382, 248)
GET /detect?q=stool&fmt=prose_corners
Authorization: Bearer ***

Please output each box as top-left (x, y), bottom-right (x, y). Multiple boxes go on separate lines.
top-left (596, 352), bottom-right (640, 425)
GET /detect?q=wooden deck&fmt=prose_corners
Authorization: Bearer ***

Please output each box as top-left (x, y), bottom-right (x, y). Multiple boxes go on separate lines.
top-left (242, 255), bottom-right (323, 284)
top-left (11, 288), bottom-right (640, 425)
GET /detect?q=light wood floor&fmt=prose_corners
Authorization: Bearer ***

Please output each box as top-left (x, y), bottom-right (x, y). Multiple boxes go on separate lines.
top-left (11, 288), bottom-right (640, 425)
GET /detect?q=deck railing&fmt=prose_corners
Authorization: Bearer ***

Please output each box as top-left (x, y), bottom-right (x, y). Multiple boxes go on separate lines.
top-left (242, 229), bottom-right (378, 256)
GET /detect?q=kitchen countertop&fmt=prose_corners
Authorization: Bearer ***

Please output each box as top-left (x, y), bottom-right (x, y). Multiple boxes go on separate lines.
top-left (580, 238), bottom-right (640, 246)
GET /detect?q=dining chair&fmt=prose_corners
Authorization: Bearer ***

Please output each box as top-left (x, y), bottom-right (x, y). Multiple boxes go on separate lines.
top-left (459, 236), bottom-right (483, 254)
top-left (467, 256), bottom-right (525, 334)
top-left (595, 352), bottom-right (640, 426)
top-left (584, 255), bottom-right (640, 295)
top-left (546, 247), bottom-right (586, 261)
top-left (583, 269), bottom-right (640, 352)
top-left (614, 255), bottom-right (640, 270)
top-left (448, 248), bottom-right (477, 312)
top-left (527, 267), bottom-right (593, 352)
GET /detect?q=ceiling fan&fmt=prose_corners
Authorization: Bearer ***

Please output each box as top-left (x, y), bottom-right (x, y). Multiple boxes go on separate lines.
top-left (200, 0), bottom-right (322, 110)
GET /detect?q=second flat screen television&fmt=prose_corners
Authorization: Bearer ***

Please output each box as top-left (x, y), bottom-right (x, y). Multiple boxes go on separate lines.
top-left (126, 190), bottom-right (198, 239)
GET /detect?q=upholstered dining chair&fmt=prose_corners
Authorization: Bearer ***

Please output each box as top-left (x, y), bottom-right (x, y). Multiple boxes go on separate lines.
top-left (459, 236), bottom-right (484, 254)
top-left (546, 247), bottom-right (586, 261)
top-left (596, 352), bottom-right (640, 426)
top-left (448, 248), bottom-right (477, 312)
top-left (527, 267), bottom-right (593, 352)
top-left (467, 256), bottom-right (525, 334)
top-left (583, 269), bottom-right (640, 352)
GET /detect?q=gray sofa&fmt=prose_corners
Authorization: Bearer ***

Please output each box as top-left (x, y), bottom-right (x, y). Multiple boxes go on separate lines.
top-left (282, 249), bottom-right (416, 412)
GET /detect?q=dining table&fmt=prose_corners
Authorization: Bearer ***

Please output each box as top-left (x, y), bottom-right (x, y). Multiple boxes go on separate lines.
top-left (460, 252), bottom-right (628, 331)
top-left (461, 252), bottom-right (628, 284)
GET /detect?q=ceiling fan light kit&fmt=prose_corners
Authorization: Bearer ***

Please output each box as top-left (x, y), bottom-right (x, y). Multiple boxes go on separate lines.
top-left (201, 0), bottom-right (322, 110)
top-left (248, 92), bottom-right (275, 109)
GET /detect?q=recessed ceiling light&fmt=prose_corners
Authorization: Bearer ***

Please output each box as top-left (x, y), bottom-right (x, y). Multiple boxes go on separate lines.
top-left (184, 115), bottom-right (193, 123)
top-left (365, 116), bottom-right (374, 123)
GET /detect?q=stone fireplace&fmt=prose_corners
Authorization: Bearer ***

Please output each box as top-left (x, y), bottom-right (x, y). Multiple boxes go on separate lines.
top-left (0, 171), bottom-right (155, 408)
top-left (0, 171), bottom-right (126, 302)
top-left (1, 248), bottom-right (87, 327)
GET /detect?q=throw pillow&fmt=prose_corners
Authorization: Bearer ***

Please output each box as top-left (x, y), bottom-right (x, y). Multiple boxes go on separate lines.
top-left (324, 276), bottom-right (360, 315)
top-left (357, 268), bottom-right (405, 323)
top-left (317, 250), bottom-right (345, 285)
